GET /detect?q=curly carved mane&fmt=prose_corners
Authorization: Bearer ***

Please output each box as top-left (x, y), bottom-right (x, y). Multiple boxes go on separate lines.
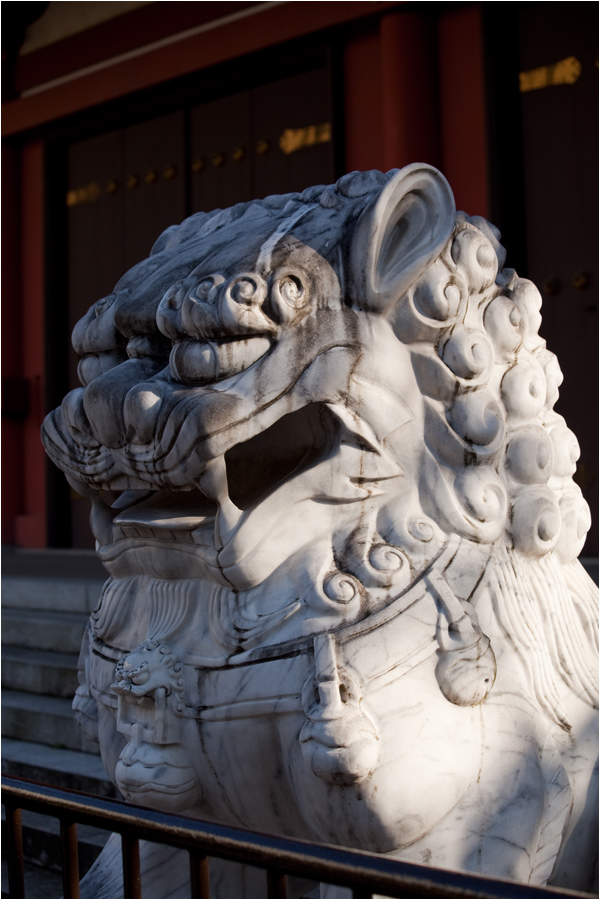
top-left (381, 202), bottom-right (596, 726)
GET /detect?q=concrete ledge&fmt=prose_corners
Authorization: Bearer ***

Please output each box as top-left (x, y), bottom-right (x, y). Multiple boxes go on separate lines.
top-left (1, 576), bottom-right (104, 613)
top-left (1, 689), bottom-right (100, 754)
top-left (1, 857), bottom-right (64, 899)
top-left (2, 608), bottom-right (89, 653)
top-left (2, 546), bottom-right (107, 580)
top-left (1, 738), bottom-right (115, 797)
top-left (2, 647), bottom-right (79, 697)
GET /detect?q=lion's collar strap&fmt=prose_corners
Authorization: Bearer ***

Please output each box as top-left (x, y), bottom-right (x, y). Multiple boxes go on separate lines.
top-left (234, 537), bottom-right (491, 668)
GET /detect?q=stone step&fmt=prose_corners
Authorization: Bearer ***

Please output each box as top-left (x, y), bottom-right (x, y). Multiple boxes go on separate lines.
top-left (1, 575), bottom-right (105, 614)
top-left (1, 739), bottom-right (116, 798)
top-left (2, 546), bottom-right (107, 581)
top-left (1, 646), bottom-right (79, 697)
top-left (1, 690), bottom-right (100, 755)
top-left (2, 607), bottom-right (89, 655)
top-left (1, 857), bottom-right (64, 899)
top-left (1, 806), bottom-right (110, 878)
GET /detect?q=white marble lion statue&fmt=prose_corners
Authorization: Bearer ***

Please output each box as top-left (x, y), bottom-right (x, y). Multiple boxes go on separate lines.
top-left (42, 164), bottom-right (598, 897)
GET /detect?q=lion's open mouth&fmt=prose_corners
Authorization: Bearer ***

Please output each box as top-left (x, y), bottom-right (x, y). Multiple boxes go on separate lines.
top-left (169, 334), bottom-right (273, 385)
top-left (110, 403), bottom-right (336, 535)
top-left (225, 402), bottom-right (335, 509)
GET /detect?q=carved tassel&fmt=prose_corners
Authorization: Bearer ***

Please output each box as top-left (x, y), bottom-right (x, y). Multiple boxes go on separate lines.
top-left (427, 570), bottom-right (496, 707)
top-left (300, 634), bottom-right (379, 786)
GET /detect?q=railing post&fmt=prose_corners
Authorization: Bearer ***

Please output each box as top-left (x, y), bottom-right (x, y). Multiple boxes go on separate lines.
top-left (60, 817), bottom-right (80, 898)
top-left (121, 833), bottom-right (142, 899)
top-left (3, 776), bottom-right (594, 900)
top-left (5, 803), bottom-right (25, 899)
top-left (267, 867), bottom-right (288, 898)
top-left (189, 852), bottom-right (211, 898)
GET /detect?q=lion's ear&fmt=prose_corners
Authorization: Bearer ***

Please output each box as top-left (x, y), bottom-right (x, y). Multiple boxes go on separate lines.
top-left (350, 164), bottom-right (455, 311)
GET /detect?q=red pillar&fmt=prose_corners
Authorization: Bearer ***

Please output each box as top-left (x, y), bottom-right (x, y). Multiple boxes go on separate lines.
top-left (437, 4), bottom-right (489, 218)
top-left (14, 140), bottom-right (47, 547)
top-left (343, 25), bottom-right (384, 173)
top-left (1, 145), bottom-right (24, 545)
top-left (344, 10), bottom-right (440, 175)
top-left (379, 11), bottom-right (440, 172)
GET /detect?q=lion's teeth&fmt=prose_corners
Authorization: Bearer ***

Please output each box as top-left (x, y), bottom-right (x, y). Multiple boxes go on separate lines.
top-left (170, 341), bottom-right (216, 383)
top-left (215, 337), bottom-right (271, 376)
top-left (169, 337), bottom-right (271, 385)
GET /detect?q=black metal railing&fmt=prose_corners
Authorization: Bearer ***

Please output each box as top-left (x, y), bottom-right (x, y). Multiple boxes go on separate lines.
top-left (1, 775), bottom-right (592, 900)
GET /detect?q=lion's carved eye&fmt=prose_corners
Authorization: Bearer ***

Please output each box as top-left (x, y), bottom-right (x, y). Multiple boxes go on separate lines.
top-left (279, 275), bottom-right (305, 308)
top-left (273, 273), bottom-right (309, 314)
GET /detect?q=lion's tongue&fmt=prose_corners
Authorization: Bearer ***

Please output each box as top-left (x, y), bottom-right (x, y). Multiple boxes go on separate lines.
top-left (112, 487), bottom-right (216, 530)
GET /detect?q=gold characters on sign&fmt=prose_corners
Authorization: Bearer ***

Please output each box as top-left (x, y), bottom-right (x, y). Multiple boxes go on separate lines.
top-left (67, 120), bottom-right (334, 203)
top-left (279, 122), bottom-right (332, 155)
top-left (67, 164), bottom-right (179, 205)
top-left (66, 182), bottom-right (101, 207)
top-left (256, 139), bottom-right (270, 156)
top-left (519, 56), bottom-right (582, 93)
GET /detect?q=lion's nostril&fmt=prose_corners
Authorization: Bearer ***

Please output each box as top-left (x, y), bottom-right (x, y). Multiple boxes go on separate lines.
top-left (279, 274), bottom-right (304, 307)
